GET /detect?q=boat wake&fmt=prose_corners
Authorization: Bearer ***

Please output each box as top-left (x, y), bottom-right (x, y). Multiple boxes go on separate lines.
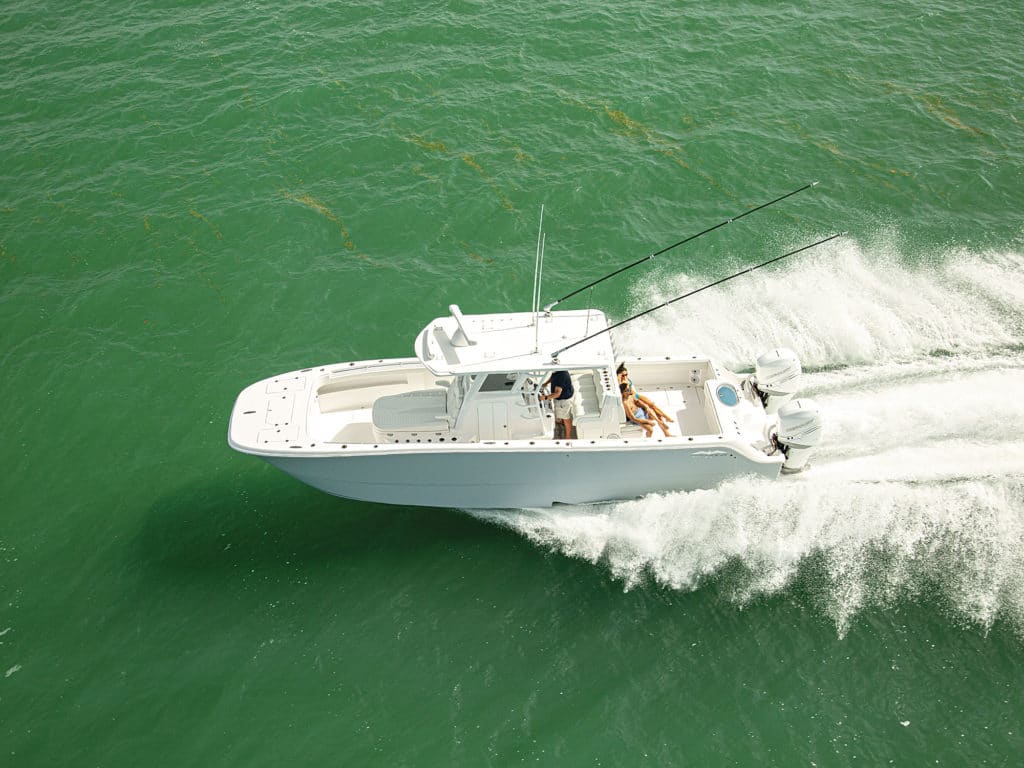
top-left (469, 239), bottom-right (1024, 637)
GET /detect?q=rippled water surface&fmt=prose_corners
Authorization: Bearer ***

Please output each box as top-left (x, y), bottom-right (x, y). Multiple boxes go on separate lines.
top-left (2, 1), bottom-right (1023, 765)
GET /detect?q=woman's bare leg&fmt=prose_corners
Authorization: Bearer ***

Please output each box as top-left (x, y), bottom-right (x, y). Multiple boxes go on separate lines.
top-left (639, 394), bottom-right (673, 422)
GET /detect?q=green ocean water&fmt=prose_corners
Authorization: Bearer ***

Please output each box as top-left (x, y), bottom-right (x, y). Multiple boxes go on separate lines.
top-left (3, 1), bottom-right (1023, 765)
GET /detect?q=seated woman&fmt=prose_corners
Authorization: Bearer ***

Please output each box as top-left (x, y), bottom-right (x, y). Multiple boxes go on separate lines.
top-left (620, 383), bottom-right (670, 437)
top-left (616, 364), bottom-right (674, 424)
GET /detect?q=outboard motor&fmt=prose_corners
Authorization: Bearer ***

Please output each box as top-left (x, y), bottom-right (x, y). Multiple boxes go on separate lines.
top-left (775, 399), bottom-right (823, 474)
top-left (750, 347), bottom-right (802, 415)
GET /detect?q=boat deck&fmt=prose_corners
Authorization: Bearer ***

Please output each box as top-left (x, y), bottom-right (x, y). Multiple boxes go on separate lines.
top-left (617, 385), bottom-right (715, 438)
top-left (312, 383), bottom-right (715, 444)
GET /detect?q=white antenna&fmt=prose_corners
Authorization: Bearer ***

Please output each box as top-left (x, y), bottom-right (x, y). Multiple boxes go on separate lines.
top-left (539, 232), bottom-right (546, 301)
top-left (534, 232), bottom-right (548, 353)
top-left (532, 204), bottom-right (545, 352)
top-left (532, 204), bottom-right (544, 317)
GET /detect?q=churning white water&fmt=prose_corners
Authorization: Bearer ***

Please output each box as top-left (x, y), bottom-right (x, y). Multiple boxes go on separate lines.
top-left (472, 239), bottom-right (1024, 636)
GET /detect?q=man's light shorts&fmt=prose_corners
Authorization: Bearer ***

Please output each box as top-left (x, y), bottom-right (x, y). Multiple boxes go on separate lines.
top-left (553, 397), bottom-right (578, 420)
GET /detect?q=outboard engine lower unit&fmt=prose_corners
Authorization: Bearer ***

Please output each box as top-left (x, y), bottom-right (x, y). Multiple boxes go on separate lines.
top-left (751, 348), bottom-right (802, 415)
top-left (775, 399), bottom-right (823, 474)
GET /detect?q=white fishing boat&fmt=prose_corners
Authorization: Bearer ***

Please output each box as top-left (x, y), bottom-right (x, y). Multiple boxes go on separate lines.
top-left (228, 305), bottom-right (823, 508)
top-left (228, 186), bottom-right (836, 508)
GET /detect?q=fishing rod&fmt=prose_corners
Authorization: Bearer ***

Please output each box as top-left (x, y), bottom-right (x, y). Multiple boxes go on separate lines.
top-left (542, 181), bottom-right (819, 313)
top-left (551, 231), bottom-right (845, 361)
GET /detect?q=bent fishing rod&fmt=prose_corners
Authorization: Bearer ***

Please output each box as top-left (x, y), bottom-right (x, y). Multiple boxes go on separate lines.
top-left (542, 181), bottom-right (819, 313)
top-left (550, 231), bottom-right (845, 361)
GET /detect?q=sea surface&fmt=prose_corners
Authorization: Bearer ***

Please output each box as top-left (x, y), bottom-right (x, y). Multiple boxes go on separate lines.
top-left (2, 1), bottom-right (1023, 765)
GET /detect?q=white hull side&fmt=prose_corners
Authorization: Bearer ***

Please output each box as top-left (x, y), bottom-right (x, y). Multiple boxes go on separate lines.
top-left (263, 446), bottom-right (782, 508)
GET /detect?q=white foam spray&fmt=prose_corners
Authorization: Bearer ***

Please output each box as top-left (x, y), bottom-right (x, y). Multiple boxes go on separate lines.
top-left (471, 238), bottom-right (1024, 637)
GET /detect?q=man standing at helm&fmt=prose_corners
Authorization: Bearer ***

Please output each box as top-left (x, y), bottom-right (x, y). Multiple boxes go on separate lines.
top-left (541, 370), bottom-right (576, 439)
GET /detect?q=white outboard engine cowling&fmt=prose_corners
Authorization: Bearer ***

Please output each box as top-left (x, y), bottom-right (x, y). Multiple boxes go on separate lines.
top-left (776, 399), bottom-right (823, 474)
top-left (751, 347), bottom-right (802, 415)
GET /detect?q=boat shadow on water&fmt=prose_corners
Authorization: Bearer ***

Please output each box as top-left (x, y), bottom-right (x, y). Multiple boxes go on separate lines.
top-left (135, 474), bottom-right (521, 578)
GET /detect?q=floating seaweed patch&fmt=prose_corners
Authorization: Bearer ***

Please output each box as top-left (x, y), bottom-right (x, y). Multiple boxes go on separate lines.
top-left (461, 241), bottom-right (494, 265)
top-left (406, 135), bottom-right (449, 153)
top-left (281, 191), bottom-right (361, 254)
top-left (920, 94), bottom-right (986, 136)
top-left (461, 153), bottom-right (484, 173)
top-left (189, 208), bottom-right (222, 240)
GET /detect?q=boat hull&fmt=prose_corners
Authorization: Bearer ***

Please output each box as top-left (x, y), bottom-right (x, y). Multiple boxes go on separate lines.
top-left (262, 444), bottom-right (783, 508)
